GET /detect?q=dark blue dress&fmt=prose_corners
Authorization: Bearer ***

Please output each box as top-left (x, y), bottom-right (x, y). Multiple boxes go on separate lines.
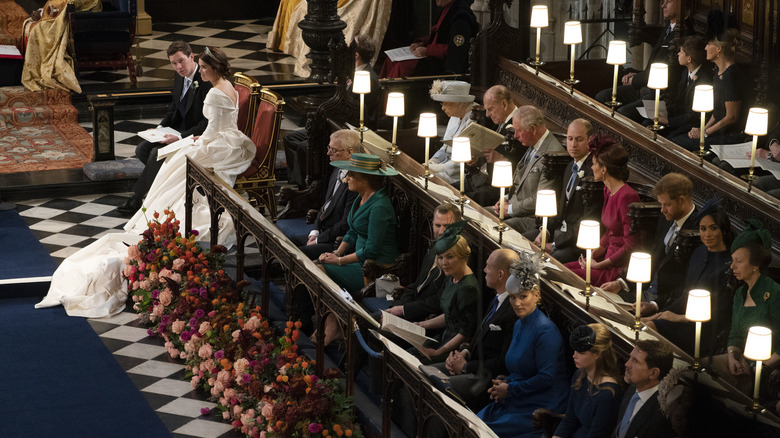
top-left (477, 307), bottom-right (569, 438)
top-left (553, 370), bottom-right (622, 438)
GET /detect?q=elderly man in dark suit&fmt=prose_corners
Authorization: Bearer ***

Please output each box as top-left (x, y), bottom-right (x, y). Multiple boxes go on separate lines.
top-left (603, 173), bottom-right (697, 315)
top-left (292, 129), bottom-right (363, 259)
top-left (482, 85), bottom-right (521, 167)
top-left (525, 119), bottom-right (604, 263)
top-left (613, 340), bottom-right (675, 438)
top-left (493, 105), bottom-right (564, 233)
top-left (117, 41), bottom-right (211, 215)
top-left (431, 248), bottom-right (520, 410)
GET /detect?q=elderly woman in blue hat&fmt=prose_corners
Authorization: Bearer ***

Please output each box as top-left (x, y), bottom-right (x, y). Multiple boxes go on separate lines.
top-left (428, 80), bottom-right (476, 185)
top-left (712, 219), bottom-right (780, 393)
top-left (316, 153), bottom-right (399, 345)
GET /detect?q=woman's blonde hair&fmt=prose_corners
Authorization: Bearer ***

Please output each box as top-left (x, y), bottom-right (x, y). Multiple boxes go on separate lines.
top-left (572, 323), bottom-right (621, 395)
top-left (445, 235), bottom-right (471, 260)
top-left (710, 28), bottom-right (741, 61)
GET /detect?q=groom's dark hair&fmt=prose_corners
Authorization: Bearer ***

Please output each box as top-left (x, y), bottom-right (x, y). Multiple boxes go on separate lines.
top-left (167, 41), bottom-right (193, 57)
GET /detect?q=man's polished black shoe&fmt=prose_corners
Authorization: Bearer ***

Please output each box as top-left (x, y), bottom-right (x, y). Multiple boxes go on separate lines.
top-left (116, 197), bottom-right (141, 216)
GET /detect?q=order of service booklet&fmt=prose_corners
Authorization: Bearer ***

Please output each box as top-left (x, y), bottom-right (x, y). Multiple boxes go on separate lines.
top-left (380, 310), bottom-right (436, 358)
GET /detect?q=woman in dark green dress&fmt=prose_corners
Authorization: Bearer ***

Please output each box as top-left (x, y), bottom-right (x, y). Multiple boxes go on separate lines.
top-left (416, 221), bottom-right (480, 363)
top-left (317, 153), bottom-right (398, 346)
top-left (712, 220), bottom-right (780, 394)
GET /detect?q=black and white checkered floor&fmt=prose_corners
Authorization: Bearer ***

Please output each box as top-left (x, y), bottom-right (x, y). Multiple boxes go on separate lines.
top-left (80, 18), bottom-right (299, 88)
top-left (8, 19), bottom-right (304, 438)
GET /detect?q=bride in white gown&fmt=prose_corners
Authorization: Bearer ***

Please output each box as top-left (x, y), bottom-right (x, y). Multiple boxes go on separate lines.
top-left (36, 47), bottom-right (256, 318)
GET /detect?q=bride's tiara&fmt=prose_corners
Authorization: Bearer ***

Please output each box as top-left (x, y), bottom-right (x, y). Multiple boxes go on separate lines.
top-left (203, 46), bottom-right (215, 60)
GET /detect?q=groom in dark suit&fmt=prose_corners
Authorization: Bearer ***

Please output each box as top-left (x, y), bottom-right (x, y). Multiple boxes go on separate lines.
top-left (526, 119), bottom-right (604, 263)
top-left (117, 41), bottom-right (212, 215)
top-left (293, 129), bottom-right (363, 259)
top-left (433, 248), bottom-right (520, 410)
top-left (613, 340), bottom-right (675, 438)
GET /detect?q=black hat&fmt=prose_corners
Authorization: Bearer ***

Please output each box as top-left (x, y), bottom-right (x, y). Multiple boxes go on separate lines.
top-left (569, 325), bottom-right (597, 353)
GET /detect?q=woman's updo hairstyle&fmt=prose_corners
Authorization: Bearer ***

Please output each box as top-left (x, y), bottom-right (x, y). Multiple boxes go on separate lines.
top-left (710, 28), bottom-right (741, 61)
top-left (589, 135), bottom-right (630, 182)
top-left (200, 46), bottom-right (231, 79)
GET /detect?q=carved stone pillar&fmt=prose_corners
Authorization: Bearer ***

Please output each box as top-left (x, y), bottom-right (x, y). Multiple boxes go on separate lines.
top-left (298, 0), bottom-right (347, 83)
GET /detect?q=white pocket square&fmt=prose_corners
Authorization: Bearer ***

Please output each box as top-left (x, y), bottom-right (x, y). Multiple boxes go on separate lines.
top-left (489, 324), bottom-right (502, 331)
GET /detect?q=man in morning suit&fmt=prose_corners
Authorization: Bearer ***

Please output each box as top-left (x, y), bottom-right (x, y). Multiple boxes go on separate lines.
top-left (482, 85), bottom-right (522, 167)
top-left (117, 41), bottom-right (211, 215)
top-left (595, 0), bottom-right (684, 121)
top-left (603, 173), bottom-right (697, 316)
top-left (283, 35), bottom-right (381, 188)
top-left (292, 129), bottom-right (362, 259)
top-left (526, 119), bottom-right (604, 263)
top-left (433, 248), bottom-right (520, 410)
top-left (493, 105), bottom-right (564, 233)
top-left (362, 203), bottom-right (460, 321)
top-left (613, 340), bottom-right (675, 438)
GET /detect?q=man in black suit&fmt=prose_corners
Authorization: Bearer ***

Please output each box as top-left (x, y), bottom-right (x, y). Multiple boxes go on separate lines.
top-left (284, 35), bottom-right (381, 188)
top-left (117, 41), bottom-right (211, 215)
top-left (432, 248), bottom-right (520, 410)
top-left (482, 85), bottom-right (522, 167)
top-left (362, 203), bottom-right (461, 321)
top-left (612, 340), bottom-right (675, 438)
top-left (526, 119), bottom-right (604, 263)
top-left (595, 0), bottom-right (683, 120)
top-left (292, 129), bottom-right (362, 259)
top-left (603, 173), bottom-right (697, 315)
top-left (663, 36), bottom-right (711, 134)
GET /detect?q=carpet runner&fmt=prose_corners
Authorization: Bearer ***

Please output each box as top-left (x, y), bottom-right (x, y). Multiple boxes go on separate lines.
top-left (0, 86), bottom-right (93, 173)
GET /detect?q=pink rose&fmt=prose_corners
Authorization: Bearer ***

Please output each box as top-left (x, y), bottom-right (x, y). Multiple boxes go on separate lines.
top-left (139, 279), bottom-right (151, 290)
top-left (152, 304), bottom-right (164, 316)
top-left (128, 245), bottom-right (141, 261)
top-left (233, 405), bottom-right (243, 417)
top-left (132, 281), bottom-right (140, 290)
top-left (232, 330), bottom-right (241, 341)
top-left (234, 358), bottom-right (249, 374)
top-left (159, 268), bottom-right (172, 279)
top-left (198, 321), bottom-right (211, 335)
top-left (198, 344), bottom-right (213, 360)
top-left (244, 316), bottom-right (260, 331)
top-left (222, 411), bottom-right (230, 420)
top-left (191, 375), bottom-right (200, 388)
top-left (217, 370), bottom-right (231, 384)
top-left (132, 294), bottom-right (140, 302)
top-left (211, 381), bottom-right (225, 397)
top-left (169, 273), bottom-right (182, 283)
top-left (172, 320), bottom-right (185, 334)
top-left (158, 290), bottom-right (172, 307)
top-left (172, 258), bottom-right (185, 270)
top-left (149, 271), bottom-right (159, 282)
top-left (220, 397), bottom-right (228, 407)
top-left (261, 403), bottom-right (273, 419)
top-left (223, 388), bottom-right (236, 399)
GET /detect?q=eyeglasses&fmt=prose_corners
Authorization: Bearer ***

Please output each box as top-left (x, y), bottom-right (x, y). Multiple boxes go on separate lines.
top-left (327, 147), bottom-right (346, 153)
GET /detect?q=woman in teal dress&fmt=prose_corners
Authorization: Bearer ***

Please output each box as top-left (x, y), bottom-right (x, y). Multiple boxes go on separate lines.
top-left (416, 221), bottom-right (479, 363)
top-left (317, 153), bottom-right (398, 346)
top-left (714, 219), bottom-right (780, 394)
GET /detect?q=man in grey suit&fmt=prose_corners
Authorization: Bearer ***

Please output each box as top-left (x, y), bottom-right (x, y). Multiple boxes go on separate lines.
top-left (493, 105), bottom-right (564, 233)
top-left (613, 340), bottom-right (675, 438)
top-left (293, 129), bottom-right (363, 259)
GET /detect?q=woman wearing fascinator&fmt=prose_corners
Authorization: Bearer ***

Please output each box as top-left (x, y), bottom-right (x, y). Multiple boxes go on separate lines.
top-left (478, 252), bottom-right (569, 438)
top-left (552, 324), bottom-right (622, 438)
top-left (564, 136), bottom-right (640, 286)
top-left (38, 47), bottom-right (257, 317)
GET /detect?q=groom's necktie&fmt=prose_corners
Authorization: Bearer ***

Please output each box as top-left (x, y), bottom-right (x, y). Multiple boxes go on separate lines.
top-left (181, 77), bottom-right (191, 101)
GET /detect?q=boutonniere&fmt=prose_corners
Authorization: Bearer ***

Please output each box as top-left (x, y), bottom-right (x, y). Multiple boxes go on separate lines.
top-left (192, 81), bottom-right (199, 89)
top-left (692, 75), bottom-right (698, 81)
top-left (764, 291), bottom-right (770, 302)
top-left (577, 170), bottom-right (585, 178)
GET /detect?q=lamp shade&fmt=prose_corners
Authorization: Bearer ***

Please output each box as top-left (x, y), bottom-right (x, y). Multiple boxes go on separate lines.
top-left (535, 189), bottom-right (557, 217)
top-left (417, 113), bottom-right (437, 138)
top-left (563, 21), bottom-right (582, 45)
top-left (647, 63), bottom-right (668, 90)
top-left (685, 289), bottom-right (711, 322)
top-left (530, 5), bottom-right (548, 28)
top-left (352, 70), bottom-right (371, 94)
top-left (745, 107), bottom-right (769, 136)
top-left (692, 85), bottom-right (714, 113)
top-left (385, 92), bottom-right (405, 117)
top-left (451, 137), bottom-right (471, 163)
top-left (491, 161), bottom-right (513, 188)
top-left (606, 41), bottom-right (627, 65)
top-left (744, 326), bottom-right (772, 361)
top-left (576, 220), bottom-right (601, 250)
top-left (626, 252), bottom-right (652, 283)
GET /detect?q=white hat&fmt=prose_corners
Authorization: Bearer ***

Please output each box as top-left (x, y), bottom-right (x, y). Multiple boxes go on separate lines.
top-left (430, 80), bottom-right (475, 103)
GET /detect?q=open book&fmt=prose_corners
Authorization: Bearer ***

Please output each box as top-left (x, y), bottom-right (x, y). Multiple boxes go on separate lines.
top-left (452, 122), bottom-right (506, 153)
top-left (636, 100), bottom-right (668, 121)
top-left (138, 127), bottom-right (181, 144)
top-left (156, 135), bottom-right (195, 161)
top-left (384, 47), bottom-right (420, 62)
top-left (380, 310), bottom-right (436, 358)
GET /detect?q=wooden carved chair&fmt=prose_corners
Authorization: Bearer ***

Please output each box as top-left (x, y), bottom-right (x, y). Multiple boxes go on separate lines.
top-left (233, 72), bottom-right (260, 137)
top-left (234, 84), bottom-right (285, 222)
top-left (68, 0), bottom-right (138, 83)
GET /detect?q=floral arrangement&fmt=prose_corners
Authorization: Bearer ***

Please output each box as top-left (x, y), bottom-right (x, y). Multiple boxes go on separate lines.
top-left (124, 210), bottom-right (363, 438)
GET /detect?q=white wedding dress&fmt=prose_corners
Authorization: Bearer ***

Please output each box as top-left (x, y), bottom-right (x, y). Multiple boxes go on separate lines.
top-left (36, 88), bottom-right (256, 318)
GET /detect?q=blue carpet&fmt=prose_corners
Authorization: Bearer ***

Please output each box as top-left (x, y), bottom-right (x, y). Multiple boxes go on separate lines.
top-left (0, 209), bottom-right (57, 280)
top-left (0, 297), bottom-right (170, 438)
